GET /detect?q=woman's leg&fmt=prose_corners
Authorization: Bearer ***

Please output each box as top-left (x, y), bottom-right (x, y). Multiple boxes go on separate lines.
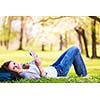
top-left (73, 51), bottom-right (87, 76)
top-left (51, 46), bottom-right (87, 77)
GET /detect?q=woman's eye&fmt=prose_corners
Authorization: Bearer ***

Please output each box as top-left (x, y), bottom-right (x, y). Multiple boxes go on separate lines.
top-left (13, 63), bottom-right (15, 65)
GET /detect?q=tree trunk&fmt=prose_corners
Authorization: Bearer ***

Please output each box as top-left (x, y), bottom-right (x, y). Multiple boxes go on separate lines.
top-left (81, 29), bottom-right (89, 58)
top-left (41, 44), bottom-right (45, 51)
top-left (74, 26), bottom-right (83, 52)
top-left (18, 16), bottom-right (24, 50)
top-left (91, 18), bottom-right (97, 58)
top-left (64, 32), bottom-right (67, 48)
top-left (6, 16), bottom-right (12, 50)
top-left (0, 41), bottom-right (2, 46)
top-left (59, 34), bottom-right (63, 50)
top-left (74, 26), bottom-right (89, 58)
top-left (77, 32), bottom-right (83, 53)
top-left (2, 17), bottom-right (7, 47)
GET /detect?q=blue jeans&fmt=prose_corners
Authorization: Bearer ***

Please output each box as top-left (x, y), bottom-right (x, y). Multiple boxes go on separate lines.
top-left (51, 46), bottom-right (87, 77)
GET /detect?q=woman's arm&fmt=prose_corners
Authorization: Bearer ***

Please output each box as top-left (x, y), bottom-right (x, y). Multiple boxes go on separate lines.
top-left (35, 57), bottom-right (46, 77)
top-left (28, 49), bottom-right (46, 77)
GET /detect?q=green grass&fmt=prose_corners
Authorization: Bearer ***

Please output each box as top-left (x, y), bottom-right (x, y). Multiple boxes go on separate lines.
top-left (0, 48), bottom-right (100, 83)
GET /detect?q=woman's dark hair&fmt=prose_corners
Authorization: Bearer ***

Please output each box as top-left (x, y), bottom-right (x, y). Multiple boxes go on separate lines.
top-left (0, 61), bottom-right (11, 72)
top-left (0, 61), bottom-right (21, 80)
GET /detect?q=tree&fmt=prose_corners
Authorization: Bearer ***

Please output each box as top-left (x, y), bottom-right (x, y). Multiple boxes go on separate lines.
top-left (1, 16), bottom-right (9, 48)
top-left (74, 26), bottom-right (83, 52)
top-left (0, 16), bottom-right (6, 47)
top-left (59, 34), bottom-right (64, 50)
top-left (6, 16), bottom-right (12, 49)
top-left (91, 17), bottom-right (97, 58)
top-left (74, 26), bottom-right (89, 58)
top-left (89, 16), bottom-right (100, 58)
top-left (18, 16), bottom-right (24, 50)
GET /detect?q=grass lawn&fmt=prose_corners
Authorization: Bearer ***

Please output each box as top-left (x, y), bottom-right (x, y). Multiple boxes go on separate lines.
top-left (0, 47), bottom-right (100, 83)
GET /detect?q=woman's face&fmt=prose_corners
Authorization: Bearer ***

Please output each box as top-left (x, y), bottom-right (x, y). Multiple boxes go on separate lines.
top-left (8, 61), bottom-right (22, 73)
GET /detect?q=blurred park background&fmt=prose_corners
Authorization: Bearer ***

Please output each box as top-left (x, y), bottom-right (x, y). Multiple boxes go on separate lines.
top-left (0, 16), bottom-right (100, 82)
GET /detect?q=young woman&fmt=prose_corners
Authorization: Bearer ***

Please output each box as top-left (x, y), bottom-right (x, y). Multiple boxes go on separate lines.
top-left (1, 46), bottom-right (88, 79)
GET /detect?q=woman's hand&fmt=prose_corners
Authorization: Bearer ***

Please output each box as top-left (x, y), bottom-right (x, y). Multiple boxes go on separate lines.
top-left (28, 49), bottom-right (38, 59)
top-left (35, 57), bottom-right (42, 67)
top-left (29, 50), bottom-right (42, 66)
